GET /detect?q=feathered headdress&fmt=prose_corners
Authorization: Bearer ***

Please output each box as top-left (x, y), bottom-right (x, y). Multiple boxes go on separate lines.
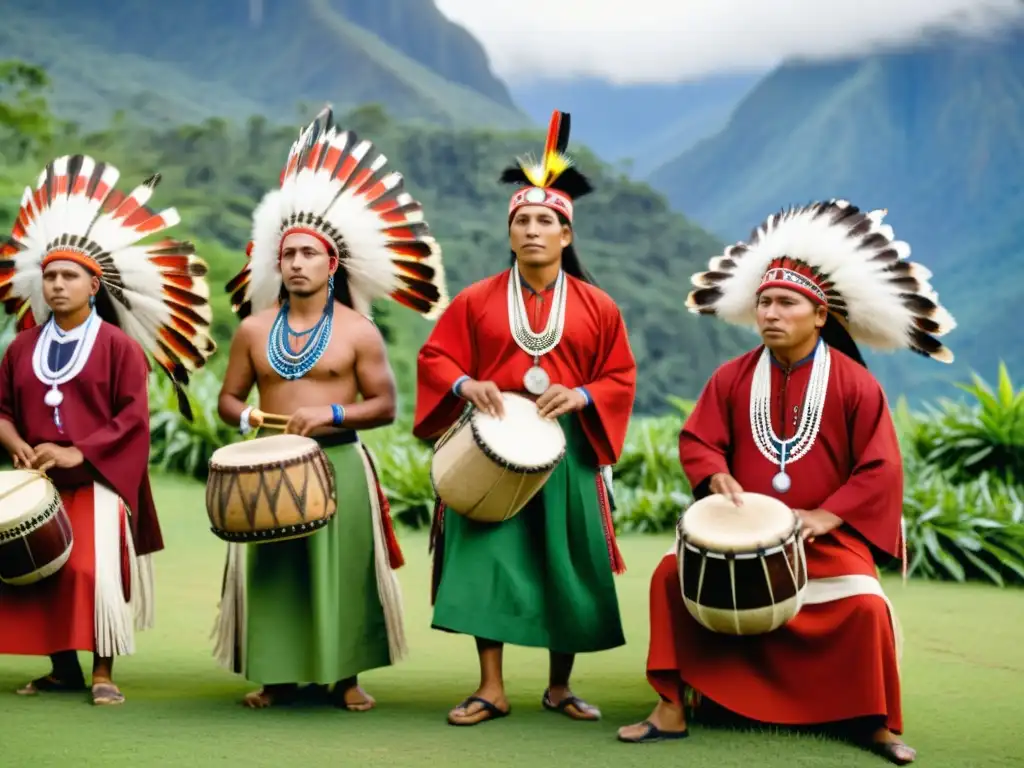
top-left (0, 155), bottom-right (217, 418)
top-left (500, 110), bottom-right (593, 223)
top-left (227, 106), bottom-right (448, 321)
top-left (686, 199), bottom-right (956, 363)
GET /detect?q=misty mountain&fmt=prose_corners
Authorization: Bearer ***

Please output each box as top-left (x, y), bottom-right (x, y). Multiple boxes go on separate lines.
top-left (647, 32), bottom-right (1024, 400)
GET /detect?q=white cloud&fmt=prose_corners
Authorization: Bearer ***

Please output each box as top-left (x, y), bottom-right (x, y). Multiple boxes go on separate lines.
top-left (436, 0), bottom-right (1024, 85)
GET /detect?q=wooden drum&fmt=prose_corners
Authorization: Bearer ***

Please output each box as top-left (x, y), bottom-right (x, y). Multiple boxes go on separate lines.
top-left (430, 392), bottom-right (567, 524)
top-left (0, 469), bottom-right (74, 586)
top-left (676, 491), bottom-right (808, 635)
top-left (206, 434), bottom-right (337, 543)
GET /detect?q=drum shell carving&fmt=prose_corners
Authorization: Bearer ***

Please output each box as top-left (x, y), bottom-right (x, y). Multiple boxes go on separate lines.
top-left (205, 438), bottom-right (337, 543)
top-left (0, 476), bottom-right (74, 587)
top-left (430, 394), bottom-right (566, 524)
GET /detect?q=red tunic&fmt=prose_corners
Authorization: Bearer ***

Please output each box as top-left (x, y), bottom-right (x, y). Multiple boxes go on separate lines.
top-left (413, 268), bottom-right (637, 571)
top-left (646, 345), bottom-right (905, 733)
top-left (0, 321), bottom-right (160, 655)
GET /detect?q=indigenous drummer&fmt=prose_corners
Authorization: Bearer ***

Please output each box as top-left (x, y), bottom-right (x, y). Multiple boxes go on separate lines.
top-left (0, 155), bottom-right (216, 704)
top-left (214, 107), bottom-right (448, 710)
top-left (413, 110), bottom-right (637, 726)
top-left (617, 201), bottom-right (957, 764)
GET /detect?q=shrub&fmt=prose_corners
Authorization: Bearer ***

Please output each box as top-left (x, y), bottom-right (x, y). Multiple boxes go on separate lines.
top-left (901, 466), bottom-right (1024, 586)
top-left (148, 369), bottom-right (239, 479)
top-left (140, 365), bottom-right (1024, 587)
top-left (907, 362), bottom-right (1024, 485)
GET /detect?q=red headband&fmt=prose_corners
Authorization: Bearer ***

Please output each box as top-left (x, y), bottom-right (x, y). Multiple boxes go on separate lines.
top-left (278, 227), bottom-right (339, 268)
top-left (41, 249), bottom-right (103, 277)
top-left (756, 258), bottom-right (829, 306)
top-left (508, 186), bottom-right (574, 222)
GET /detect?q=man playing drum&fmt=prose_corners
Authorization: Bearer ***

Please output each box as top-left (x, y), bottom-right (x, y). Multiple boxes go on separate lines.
top-left (413, 110), bottom-right (637, 726)
top-left (616, 201), bottom-right (957, 764)
top-left (0, 155), bottom-right (216, 704)
top-left (214, 107), bottom-right (448, 710)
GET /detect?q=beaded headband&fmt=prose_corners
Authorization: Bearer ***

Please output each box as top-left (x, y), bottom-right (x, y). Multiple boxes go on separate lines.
top-left (500, 110), bottom-right (592, 226)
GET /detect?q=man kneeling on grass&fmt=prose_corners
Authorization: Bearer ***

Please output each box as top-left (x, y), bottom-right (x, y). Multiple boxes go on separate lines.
top-left (617, 200), bottom-right (958, 766)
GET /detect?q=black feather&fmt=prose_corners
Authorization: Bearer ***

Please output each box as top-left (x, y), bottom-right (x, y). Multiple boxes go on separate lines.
top-left (556, 112), bottom-right (572, 153)
top-left (500, 167), bottom-right (531, 185)
top-left (498, 111), bottom-right (594, 202)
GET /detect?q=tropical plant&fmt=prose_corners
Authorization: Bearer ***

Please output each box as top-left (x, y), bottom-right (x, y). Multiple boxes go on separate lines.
top-left (127, 362), bottom-right (1024, 587)
top-left (907, 361), bottom-right (1024, 485)
top-left (901, 466), bottom-right (1024, 586)
top-left (611, 396), bottom-right (695, 532)
top-left (148, 369), bottom-right (240, 479)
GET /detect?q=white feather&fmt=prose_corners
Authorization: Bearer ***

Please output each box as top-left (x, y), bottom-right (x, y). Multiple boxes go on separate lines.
top-left (710, 204), bottom-right (953, 353)
top-left (248, 190), bottom-right (287, 315)
top-left (6, 156), bottom-right (214, 376)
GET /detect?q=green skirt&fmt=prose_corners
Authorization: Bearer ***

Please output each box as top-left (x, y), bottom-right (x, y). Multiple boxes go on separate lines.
top-left (240, 440), bottom-right (392, 685)
top-left (431, 414), bottom-right (625, 654)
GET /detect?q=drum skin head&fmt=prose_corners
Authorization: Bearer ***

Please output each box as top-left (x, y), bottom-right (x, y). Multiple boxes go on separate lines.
top-left (471, 392), bottom-right (566, 468)
top-left (0, 470), bottom-right (51, 527)
top-left (210, 434), bottom-right (319, 467)
top-left (680, 491), bottom-right (797, 552)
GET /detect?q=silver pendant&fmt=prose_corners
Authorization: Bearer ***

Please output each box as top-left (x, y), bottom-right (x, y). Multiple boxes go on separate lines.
top-left (772, 471), bottom-right (791, 494)
top-left (524, 365), bottom-right (550, 395)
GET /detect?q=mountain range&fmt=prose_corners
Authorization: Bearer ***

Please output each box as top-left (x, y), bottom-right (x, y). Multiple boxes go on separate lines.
top-left (646, 31), bottom-right (1024, 400)
top-left (2, 0), bottom-right (528, 129)
top-left (2, 0), bottom-right (1021, 404)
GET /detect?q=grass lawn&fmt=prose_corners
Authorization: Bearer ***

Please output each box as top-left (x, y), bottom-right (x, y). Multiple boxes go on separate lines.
top-left (2, 472), bottom-right (1022, 767)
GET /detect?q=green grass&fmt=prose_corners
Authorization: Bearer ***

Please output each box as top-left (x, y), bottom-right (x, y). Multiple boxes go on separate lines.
top-left (2, 473), bottom-right (1022, 767)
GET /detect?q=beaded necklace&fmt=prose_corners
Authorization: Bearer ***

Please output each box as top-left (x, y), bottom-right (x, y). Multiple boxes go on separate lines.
top-left (266, 277), bottom-right (335, 380)
top-left (32, 308), bottom-right (101, 433)
top-left (748, 339), bottom-right (831, 493)
top-left (506, 264), bottom-right (568, 395)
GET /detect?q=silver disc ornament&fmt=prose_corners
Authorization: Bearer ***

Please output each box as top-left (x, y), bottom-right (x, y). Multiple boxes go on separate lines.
top-left (771, 471), bottom-right (791, 494)
top-left (524, 365), bottom-right (550, 396)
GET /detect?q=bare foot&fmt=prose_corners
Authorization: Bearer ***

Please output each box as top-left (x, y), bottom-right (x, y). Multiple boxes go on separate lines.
top-left (869, 728), bottom-right (916, 765)
top-left (447, 687), bottom-right (510, 726)
top-left (332, 681), bottom-right (376, 712)
top-left (242, 683), bottom-right (298, 709)
top-left (617, 700), bottom-right (689, 743)
top-left (543, 687), bottom-right (601, 720)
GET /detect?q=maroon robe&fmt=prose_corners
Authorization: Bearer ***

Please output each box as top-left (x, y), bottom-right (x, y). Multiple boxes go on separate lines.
top-left (413, 268), bottom-right (637, 571)
top-left (0, 321), bottom-right (160, 655)
top-left (646, 344), bottom-right (905, 733)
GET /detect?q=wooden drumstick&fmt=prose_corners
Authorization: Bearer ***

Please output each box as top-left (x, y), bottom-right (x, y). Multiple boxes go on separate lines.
top-left (250, 408), bottom-right (290, 431)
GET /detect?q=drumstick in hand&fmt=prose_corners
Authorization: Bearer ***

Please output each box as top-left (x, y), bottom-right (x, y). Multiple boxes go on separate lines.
top-left (250, 409), bottom-right (289, 432)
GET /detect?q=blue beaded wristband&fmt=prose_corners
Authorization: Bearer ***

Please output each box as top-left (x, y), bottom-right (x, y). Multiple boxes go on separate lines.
top-left (331, 404), bottom-right (345, 427)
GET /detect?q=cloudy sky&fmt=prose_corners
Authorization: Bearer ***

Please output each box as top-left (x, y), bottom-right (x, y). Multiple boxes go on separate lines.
top-left (435, 0), bottom-right (1024, 84)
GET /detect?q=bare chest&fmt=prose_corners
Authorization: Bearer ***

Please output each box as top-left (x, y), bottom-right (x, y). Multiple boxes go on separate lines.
top-left (251, 322), bottom-right (357, 386)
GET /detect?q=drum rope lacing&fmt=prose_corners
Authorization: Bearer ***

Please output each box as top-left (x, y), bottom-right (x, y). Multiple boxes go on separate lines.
top-left (506, 264), bottom-right (568, 395)
top-left (749, 338), bottom-right (831, 493)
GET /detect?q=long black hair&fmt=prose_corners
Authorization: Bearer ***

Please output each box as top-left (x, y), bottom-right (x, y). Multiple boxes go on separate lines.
top-left (821, 312), bottom-right (868, 368)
